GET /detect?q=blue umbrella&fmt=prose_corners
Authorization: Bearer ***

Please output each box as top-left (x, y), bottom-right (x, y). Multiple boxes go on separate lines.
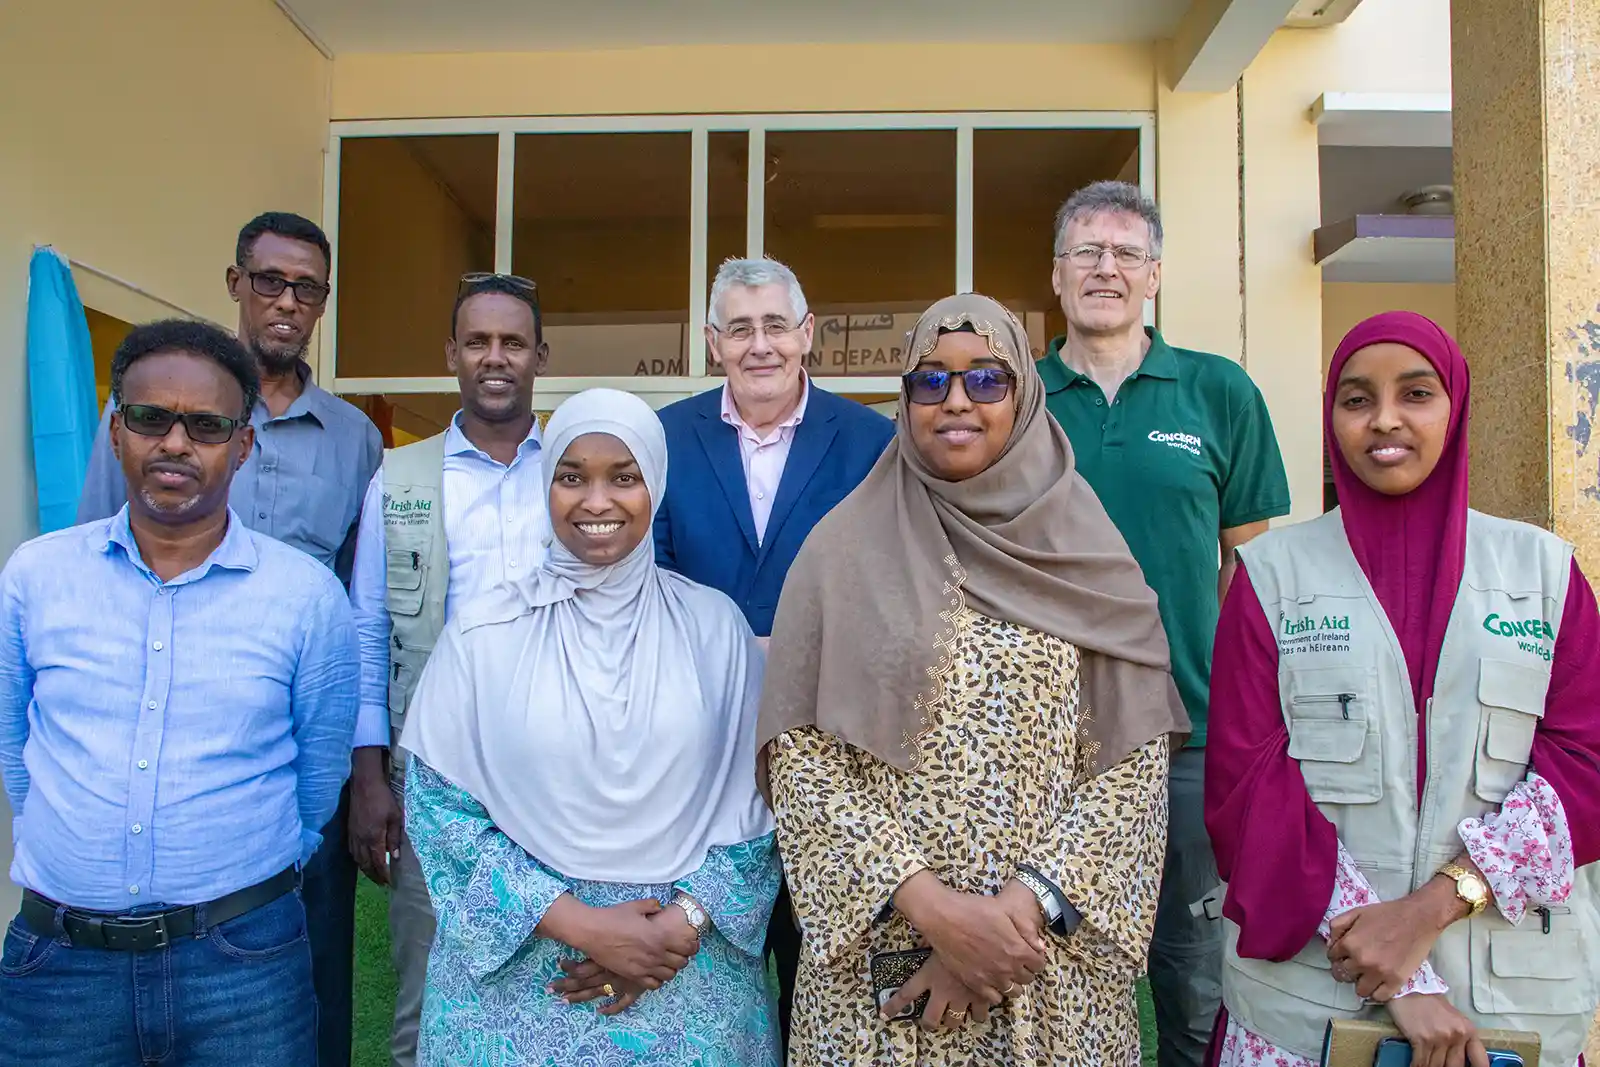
top-left (27, 246), bottom-right (99, 533)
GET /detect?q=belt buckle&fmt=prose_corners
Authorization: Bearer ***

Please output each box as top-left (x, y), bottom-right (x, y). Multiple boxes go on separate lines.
top-left (95, 913), bottom-right (171, 951)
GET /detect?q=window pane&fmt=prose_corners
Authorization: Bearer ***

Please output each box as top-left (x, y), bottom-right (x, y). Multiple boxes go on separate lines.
top-left (764, 130), bottom-right (956, 379)
top-left (343, 393), bottom-right (557, 448)
top-left (514, 133), bottom-right (691, 378)
top-left (973, 128), bottom-right (1142, 359)
top-left (337, 135), bottom-right (498, 379)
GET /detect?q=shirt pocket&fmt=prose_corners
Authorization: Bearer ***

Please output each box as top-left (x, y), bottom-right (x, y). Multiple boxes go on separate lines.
top-left (1469, 906), bottom-right (1594, 1016)
top-left (385, 547), bottom-right (426, 618)
top-left (1284, 666), bottom-right (1382, 805)
top-left (1472, 658), bottom-right (1546, 803)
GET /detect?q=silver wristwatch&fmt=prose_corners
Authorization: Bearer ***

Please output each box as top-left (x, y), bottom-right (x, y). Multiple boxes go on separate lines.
top-left (671, 892), bottom-right (713, 936)
top-left (1015, 867), bottom-right (1064, 924)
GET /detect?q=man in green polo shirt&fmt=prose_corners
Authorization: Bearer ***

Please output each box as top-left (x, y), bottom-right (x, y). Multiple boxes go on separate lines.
top-left (1039, 181), bottom-right (1290, 1067)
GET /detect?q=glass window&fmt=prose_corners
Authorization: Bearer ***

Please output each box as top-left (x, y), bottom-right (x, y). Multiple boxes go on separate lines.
top-left (513, 132), bottom-right (691, 378)
top-left (764, 130), bottom-right (957, 379)
top-left (973, 128), bottom-right (1141, 359)
top-left (336, 135), bottom-right (498, 379)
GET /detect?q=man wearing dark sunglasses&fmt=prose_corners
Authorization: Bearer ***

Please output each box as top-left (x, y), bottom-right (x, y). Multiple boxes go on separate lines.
top-left (0, 319), bottom-right (358, 1065)
top-left (1037, 181), bottom-right (1290, 1067)
top-left (74, 211), bottom-right (382, 1067)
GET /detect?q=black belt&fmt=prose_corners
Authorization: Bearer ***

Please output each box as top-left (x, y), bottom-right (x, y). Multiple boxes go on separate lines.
top-left (18, 867), bottom-right (297, 952)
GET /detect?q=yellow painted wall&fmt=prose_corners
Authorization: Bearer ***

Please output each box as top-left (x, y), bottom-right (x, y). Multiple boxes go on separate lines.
top-left (0, 0), bottom-right (328, 910)
top-left (1322, 283), bottom-right (1456, 373)
top-left (331, 42), bottom-right (1157, 120)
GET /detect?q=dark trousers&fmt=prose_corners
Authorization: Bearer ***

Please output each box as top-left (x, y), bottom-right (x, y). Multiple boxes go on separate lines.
top-left (765, 879), bottom-right (801, 1050)
top-left (1147, 746), bottom-right (1224, 1067)
top-left (0, 890), bottom-right (316, 1066)
top-left (301, 785), bottom-right (357, 1067)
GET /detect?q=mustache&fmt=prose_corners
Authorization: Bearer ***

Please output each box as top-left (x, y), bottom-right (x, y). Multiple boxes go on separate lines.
top-left (144, 458), bottom-right (202, 480)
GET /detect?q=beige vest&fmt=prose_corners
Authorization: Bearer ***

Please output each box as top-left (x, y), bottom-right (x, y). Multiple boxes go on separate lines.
top-left (1223, 509), bottom-right (1597, 1066)
top-left (380, 434), bottom-right (450, 773)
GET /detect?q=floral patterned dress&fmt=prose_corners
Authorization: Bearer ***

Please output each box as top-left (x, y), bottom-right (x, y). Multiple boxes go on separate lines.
top-left (405, 757), bottom-right (783, 1067)
top-left (767, 609), bottom-right (1171, 1067)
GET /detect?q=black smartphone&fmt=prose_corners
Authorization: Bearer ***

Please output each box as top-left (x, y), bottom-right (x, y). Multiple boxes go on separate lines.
top-left (868, 947), bottom-right (932, 1022)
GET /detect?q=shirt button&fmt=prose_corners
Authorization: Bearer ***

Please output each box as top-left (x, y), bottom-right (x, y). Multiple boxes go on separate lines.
top-left (152, 641), bottom-right (163, 652)
top-left (128, 885), bottom-right (139, 896)
top-left (258, 511), bottom-right (268, 520)
top-left (756, 491), bottom-right (766, 500)
top-left (1094, 398), bottom-right (1105, 407)
top-left (146, 700), bottom-right (157, 710)
top-left (137, 760), bottom-right (149, 770)
top-left (508, 560), bottom-right (518, 569)
top-left (131, 824), bottom-right (142, 835)
top-left (261, 464), bottom-right (275, 473)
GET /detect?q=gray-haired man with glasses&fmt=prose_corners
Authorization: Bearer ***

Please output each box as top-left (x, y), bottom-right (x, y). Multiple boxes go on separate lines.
top-left (75, 211), bottom-right (382, 1067)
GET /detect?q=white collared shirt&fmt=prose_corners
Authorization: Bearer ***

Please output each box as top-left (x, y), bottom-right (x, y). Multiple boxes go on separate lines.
top-left (719, 378), bottom-right (810, 544)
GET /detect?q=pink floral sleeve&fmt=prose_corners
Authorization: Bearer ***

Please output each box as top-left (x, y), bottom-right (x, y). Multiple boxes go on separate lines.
top-left (1458, 772), bottom-right (1575, 925)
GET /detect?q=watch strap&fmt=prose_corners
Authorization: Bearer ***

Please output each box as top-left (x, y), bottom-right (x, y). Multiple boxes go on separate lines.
top-left (1437, 863), bottom-right (1488, 917)
top-left (1014, 867), bottom-right (1063, 924)
top-left (671, 893), bottom-right (713, 935)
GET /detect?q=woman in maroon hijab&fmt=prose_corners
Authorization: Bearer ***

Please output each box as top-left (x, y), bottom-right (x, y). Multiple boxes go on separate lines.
top-left (1203, 312), bottom-right (1600, 1067)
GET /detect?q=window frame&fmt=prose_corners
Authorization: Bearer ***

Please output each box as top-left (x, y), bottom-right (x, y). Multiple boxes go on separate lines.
top-left (320, 111), bottom-right (1155, 410)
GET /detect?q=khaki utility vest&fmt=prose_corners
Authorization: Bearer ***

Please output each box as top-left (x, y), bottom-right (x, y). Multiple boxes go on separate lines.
top-left (1221, 509), bottom-right (1597, 1066)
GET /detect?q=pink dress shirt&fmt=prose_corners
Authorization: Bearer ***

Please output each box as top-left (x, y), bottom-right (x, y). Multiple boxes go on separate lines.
top-left (719, 379), bottom-right (809, 545)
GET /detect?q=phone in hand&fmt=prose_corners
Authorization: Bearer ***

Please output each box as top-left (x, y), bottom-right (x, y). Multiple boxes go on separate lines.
top-left (868, 947), bottom-right (932, 1022)
top-left (1373, 1038), bottom-right (1524, 1067)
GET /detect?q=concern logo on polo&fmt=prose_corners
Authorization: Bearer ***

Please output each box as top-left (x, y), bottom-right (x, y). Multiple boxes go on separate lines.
top-left (1482, 613), bottom-right (1554, 662)
top-left (1148, 429), bottom-right (1203, 457)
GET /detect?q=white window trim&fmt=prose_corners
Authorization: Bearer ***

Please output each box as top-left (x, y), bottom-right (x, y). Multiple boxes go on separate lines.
top-left (318, 110), bottom-right (1157, 402)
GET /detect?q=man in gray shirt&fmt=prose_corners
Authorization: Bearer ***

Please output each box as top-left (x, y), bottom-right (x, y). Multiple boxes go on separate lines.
top-left (76, 212), bottom-right (381, 1067)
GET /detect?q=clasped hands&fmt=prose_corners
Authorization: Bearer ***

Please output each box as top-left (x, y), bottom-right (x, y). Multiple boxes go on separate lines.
top-left (537, 896), bottom-right (701, 1016)
top-left (880, 871), bottom-right (1052, 1032)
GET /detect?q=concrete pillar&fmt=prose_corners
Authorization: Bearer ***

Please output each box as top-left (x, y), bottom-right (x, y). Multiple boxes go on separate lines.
top-left (1453, 0), bottom-right (1600, 578)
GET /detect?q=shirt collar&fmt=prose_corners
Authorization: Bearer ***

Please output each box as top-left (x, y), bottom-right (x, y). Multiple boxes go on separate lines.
top-left (719, 374), bottom-right (810, 435)
top-left (101, 506), bottom-right (260, 583)
top-left (1038, 327), bottom-right (1178, 392)
top-left (257, 361), bottom-right (332, 428)
top-left (444, 411), bottom-right (545, 462)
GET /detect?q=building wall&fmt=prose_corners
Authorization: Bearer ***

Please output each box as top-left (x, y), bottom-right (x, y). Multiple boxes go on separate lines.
top-left (0, 0), bottom-right (329, 913)
top-left (1323, 282), bottom-right (1456, 373)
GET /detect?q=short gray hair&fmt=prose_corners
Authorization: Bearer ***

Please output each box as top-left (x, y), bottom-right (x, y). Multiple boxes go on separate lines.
top-left (1053, 181), bottom-right (1163, 259)
top-left (707, 257), bottom-right (809, 329)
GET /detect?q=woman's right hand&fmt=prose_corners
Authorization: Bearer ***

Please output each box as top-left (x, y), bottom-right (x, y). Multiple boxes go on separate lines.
top-left (1386, 994), bottom-right (1491, 1067)
top-left (540, 897), bottom-right (699, 989)
top-left (894, 872), bottom-right (1046, 1003)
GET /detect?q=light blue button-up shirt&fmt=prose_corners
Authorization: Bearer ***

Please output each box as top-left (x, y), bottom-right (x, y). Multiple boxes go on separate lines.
top-left (0, 510), bottom-right (359, 909)
top-left (76, 362), bottom-right (382, 586)
top-left (348, 414), bottom-right (547, 748)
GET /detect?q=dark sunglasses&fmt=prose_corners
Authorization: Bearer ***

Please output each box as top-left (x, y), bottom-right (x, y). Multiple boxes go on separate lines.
top-left (459, 272), bottom-right (540, 304)
top-left (239, 268), bottom-right (330, 307)
top-left (902, 367), bottom-right (1016, 405)
top-left (119, 404), bottom-right (244, 445)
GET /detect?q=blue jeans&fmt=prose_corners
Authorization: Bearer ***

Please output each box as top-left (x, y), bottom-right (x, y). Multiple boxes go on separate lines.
top-left (302, 785), bottom-right (357, 1067)
top-left (0, 889), bottom-right (317, 1066)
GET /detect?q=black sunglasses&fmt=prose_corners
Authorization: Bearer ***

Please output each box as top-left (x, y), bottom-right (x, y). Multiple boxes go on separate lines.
top-left (239, 268), bottom-right (330, 307)
top-left (119, 404), bottom-right (244, 445)
top-left (902, 367), bottom-right (1016, 405)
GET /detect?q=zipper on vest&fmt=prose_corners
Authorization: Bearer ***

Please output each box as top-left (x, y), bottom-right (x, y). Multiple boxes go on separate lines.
top-left (1297, 692), bottom-right (1357, 719)
top-left (410, 551), bottom-right (420, 570)
top-left (1534, 905), bottom-right (1568, 934)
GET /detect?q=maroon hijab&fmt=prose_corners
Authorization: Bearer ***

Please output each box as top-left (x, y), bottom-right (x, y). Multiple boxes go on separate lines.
top-left (1327, 311), bottom-right (1471, 729)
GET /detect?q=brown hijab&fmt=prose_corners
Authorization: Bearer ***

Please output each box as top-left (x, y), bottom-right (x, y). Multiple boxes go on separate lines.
top-left (756, 293), bottom-right (1188, 791)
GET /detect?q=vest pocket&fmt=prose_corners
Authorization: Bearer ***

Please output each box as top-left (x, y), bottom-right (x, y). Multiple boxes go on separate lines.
top-left (1472, 659), bottom-right (1545, 803)
top-left (1285, 669), bottom-right (1381, 805)
top-left (1469, 911), bottom-right (1593, 1016)
top-left (385, 547), bottom-right (426, 617)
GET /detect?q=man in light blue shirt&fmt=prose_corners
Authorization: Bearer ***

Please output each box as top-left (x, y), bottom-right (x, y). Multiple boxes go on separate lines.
top-left (75, 213), bottom-right (381, 1067)
top-left (347, 273), bottom-right (550, 1067)
top-left (0, 319), bottom-right (358, 1066)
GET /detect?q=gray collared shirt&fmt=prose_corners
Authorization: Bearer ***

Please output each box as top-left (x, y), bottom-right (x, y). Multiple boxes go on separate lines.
top-left (77, 363), bottom-right (382, 586)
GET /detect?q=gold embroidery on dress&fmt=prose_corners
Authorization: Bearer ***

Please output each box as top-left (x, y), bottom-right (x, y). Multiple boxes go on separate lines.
top-left (905, 553), bottom-right (969, 769)
top-left (906, 311), bottom-right (1022, 372)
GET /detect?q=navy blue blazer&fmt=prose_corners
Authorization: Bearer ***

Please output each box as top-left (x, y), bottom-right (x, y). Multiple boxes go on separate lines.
top-left (654, 385), bottom-right (894, 636)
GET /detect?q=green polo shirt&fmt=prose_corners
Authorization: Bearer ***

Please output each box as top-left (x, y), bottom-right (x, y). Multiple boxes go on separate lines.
top-left (1039, 328), bottom-right (1290, 746)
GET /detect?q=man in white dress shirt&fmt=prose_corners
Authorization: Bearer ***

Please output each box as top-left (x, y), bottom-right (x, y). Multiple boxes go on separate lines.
top-left (346, 273), bottom-right (550, 1067)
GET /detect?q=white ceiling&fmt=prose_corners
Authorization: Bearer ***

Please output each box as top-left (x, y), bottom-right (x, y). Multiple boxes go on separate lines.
top-left (279, 0), bottom-right (1193, 56)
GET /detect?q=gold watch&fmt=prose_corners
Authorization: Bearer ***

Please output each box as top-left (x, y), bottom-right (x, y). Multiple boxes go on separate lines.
top-left (1437, 863), bottom-right (1488, 918)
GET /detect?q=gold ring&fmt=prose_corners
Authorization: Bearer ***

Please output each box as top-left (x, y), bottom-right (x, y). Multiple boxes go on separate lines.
top-left (948, 1009), bottom-right (967, 1020)
top-left (602, 983), bottom-right (616, 997)
top-left (1002, 984), bottom-right (1018, 996)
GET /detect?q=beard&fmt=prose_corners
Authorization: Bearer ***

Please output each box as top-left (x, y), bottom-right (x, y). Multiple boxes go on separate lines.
top-left (247, 326), bottom-right (309, 375)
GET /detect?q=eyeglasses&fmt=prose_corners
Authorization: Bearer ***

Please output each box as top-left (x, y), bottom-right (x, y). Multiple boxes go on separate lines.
top-left (1055, 244), bottom-right (1157, 270)
top-left (119, 404), bottom-right (244, 445)
top-left (712, 321), bottom-right (804, 346)
top-left (239, 268), bottom-right (330, 307)
top-left (458, 272), bottom-right (540, 306)
top-left (902, 367), bottom-right (1016, 406)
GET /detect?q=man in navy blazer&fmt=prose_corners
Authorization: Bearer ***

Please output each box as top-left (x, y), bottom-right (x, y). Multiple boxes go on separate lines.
top-left (654, 257), bottom-right (893, 1046)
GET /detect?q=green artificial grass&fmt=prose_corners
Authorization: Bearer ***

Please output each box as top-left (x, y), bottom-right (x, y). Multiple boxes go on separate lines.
top-left (351, 880), bottom-right (1160, 1065)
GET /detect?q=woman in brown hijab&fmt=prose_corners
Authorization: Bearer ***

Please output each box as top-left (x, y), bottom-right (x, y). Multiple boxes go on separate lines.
top-left (759, 293), bottom-right (1189, 1066)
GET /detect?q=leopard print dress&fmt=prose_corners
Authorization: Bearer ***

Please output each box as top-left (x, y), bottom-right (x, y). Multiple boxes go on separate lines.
top-left (768, 609), bottom-right (1170, 1067)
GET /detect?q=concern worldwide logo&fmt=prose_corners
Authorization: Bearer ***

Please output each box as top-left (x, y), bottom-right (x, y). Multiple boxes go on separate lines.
top-left (1481, 613), bottom-right (1554, 661)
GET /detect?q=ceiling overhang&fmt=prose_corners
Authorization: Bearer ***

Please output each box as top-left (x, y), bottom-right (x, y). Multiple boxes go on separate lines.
top-left (1169, 0), bottom-right (1304, 92)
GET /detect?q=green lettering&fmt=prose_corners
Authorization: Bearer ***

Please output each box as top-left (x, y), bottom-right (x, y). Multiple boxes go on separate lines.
top-left (1483, 613), bottom-right (1502, 635)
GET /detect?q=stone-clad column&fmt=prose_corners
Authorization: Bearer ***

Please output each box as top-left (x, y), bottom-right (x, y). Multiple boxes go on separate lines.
top-left (1453, 0), bottom-right (1600, 579)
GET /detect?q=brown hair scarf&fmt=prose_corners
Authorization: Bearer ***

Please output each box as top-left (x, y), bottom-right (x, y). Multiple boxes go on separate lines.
top-left (756, 293), bottom-right (1188, 793)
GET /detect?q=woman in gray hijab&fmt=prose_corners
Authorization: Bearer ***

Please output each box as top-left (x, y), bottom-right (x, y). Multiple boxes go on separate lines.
top-left (400, 388), bottom-right (781, 1067)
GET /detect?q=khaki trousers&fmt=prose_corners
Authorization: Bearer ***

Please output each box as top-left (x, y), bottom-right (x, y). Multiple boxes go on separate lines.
top-left (387, 833), bottom-right (436, 1067)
